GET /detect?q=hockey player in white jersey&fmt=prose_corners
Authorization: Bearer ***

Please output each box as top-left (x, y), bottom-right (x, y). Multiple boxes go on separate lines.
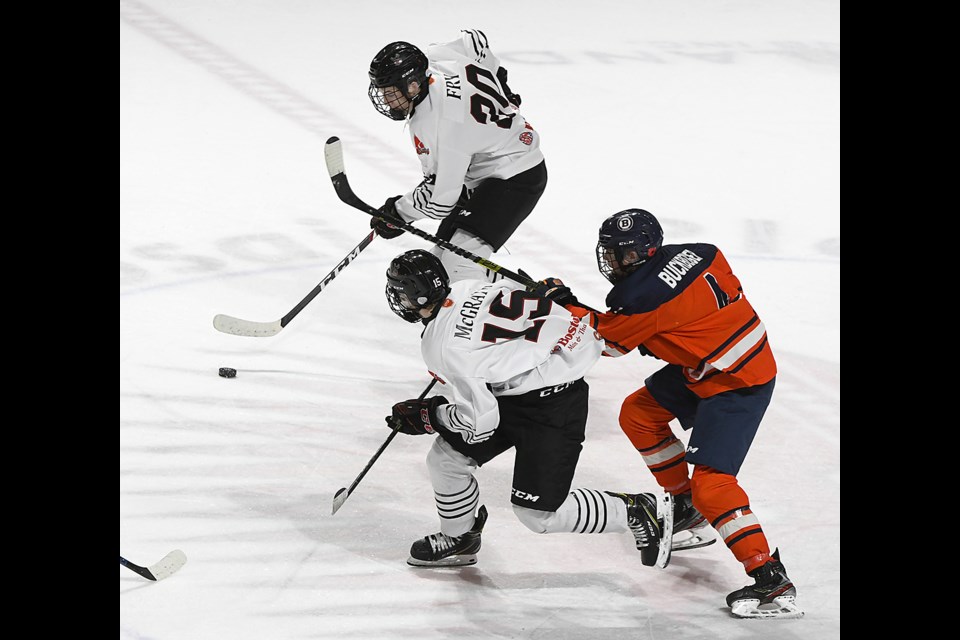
top-left (382, 249), bottom-right (674, 568)
top-left (366, 31), bottom-right (547, 283)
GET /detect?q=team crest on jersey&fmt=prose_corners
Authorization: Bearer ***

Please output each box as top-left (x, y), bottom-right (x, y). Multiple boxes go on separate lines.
top-left (519, 131), bottom-right (533, 146)
top-left (414, 136), bottom-right (430, 155)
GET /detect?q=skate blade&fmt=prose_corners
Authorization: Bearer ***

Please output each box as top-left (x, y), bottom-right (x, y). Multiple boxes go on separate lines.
top-left (407, 553), bottom-right (477, 568)
top-left (655, 493), bottom-right (674, 569)
top-left (671, 529), bottom-right (717, 552)
top-left (730, 595), bottom-right (805, 619)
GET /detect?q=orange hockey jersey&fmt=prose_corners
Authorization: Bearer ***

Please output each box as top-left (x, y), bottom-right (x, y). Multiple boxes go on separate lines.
top-left (567, 243), bottom-right (776, 398)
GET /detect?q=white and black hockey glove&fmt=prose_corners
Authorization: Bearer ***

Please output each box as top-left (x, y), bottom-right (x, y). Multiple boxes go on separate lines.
top-left (387, 396), bottom-right (449, 435)
top-left (371, 195), bottom-right (406, 239)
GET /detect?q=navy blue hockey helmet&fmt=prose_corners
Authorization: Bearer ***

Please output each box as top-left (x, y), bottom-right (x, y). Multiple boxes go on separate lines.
top-left (386, 250), bottom-right (451, 324)
top-left (368, 41), bottom-right (429, 121)
top-left (596, 209), bottom-right (664, 284)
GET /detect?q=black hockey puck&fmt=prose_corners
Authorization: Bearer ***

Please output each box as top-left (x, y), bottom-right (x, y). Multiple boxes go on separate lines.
top-left (218, 367), bottom-right (237, 378)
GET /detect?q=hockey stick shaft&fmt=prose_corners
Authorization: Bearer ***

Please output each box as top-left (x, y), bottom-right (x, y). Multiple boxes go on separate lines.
top-left (331, 378), bottom-right (438, 515)
top-left (324, 136), bottom-right (539, 291)
top-left (213, 230), bottom-right (376, 337)
top-left (120, 555), bottom-right (155, 580)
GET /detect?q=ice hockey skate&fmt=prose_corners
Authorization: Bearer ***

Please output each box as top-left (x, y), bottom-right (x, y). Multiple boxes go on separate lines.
top-left (607, 492), bottom-right (673, 568)
top-left (726, 549), bottom-right (804, 619)
top-left (407, 505), bottom-right (488, 567)
top-left (670, 491), bottom-right (716, 553)
top-left (671, 527), bottom-right (716, 552)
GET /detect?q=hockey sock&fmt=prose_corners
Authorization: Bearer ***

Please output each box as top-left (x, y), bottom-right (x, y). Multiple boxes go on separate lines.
top-left (691, 466), bottom-right (771, 572)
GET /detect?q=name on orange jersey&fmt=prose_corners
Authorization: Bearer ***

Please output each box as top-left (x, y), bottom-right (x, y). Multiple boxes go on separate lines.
top-left (658, 249), bottom-right (704, 288)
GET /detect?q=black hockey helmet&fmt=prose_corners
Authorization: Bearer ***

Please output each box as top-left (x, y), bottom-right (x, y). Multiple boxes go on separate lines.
top-left (386, 249), bottom-right (451, 324)
top-left (368, 41), bottom-right (429, 120)
top-left (596, 209), bottom-right (664, 284)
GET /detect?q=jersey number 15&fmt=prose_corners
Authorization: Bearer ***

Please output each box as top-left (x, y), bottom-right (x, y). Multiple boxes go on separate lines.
top-left (481, 291), bottom-right (550, 343)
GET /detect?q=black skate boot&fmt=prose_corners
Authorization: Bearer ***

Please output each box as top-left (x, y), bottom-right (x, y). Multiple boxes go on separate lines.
top-left (669, 491), bottom-right (716, 553)
top-left (407, 505), bottom-right (488, 567)
top-left (606, 492), bottom-right (673, 568)
top-left (673, 491), bottom-right (706, 532)
top-left (725, 549), bottom-right (804, 619)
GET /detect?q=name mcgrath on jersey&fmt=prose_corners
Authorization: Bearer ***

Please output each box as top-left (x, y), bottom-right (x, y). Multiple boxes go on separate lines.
top-left (423, 279), bottom-right (602, 445)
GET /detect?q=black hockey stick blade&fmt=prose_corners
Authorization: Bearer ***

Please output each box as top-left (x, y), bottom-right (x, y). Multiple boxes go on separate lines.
top-left (323, 136), bottom-right (539, 291)
top-left (120, 549), bottom-right (187, 581)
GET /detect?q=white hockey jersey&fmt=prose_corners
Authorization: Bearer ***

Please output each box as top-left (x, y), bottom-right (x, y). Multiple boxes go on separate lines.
top-left (393, 29), bottom-right (545, 223)
top-left (423, 279), bottom-right (603, 445)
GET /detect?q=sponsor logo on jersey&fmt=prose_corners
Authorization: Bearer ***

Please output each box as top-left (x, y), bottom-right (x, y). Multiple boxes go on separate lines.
top-left (519, 131), bottom-right (533, 146)
top-left (686, 446), bottom-right (699, 454)
top-left (555, 315), bottom-right (588, 351)
top-left (511, 487), bottom-right (540, 502)
top-left (414, 135), bottom-right (430, 155)
top-left (658, 249), bottom-right (704, 288)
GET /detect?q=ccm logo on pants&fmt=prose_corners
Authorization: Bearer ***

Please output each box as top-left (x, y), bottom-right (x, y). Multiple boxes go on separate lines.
top-left (539, 381), bottom-right (575, 397)
top-left (512, 488), bottom-right (540, 502)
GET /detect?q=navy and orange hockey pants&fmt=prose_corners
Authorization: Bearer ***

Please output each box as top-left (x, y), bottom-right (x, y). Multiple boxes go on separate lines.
top-left (619, 386), bottom-right (773, 574)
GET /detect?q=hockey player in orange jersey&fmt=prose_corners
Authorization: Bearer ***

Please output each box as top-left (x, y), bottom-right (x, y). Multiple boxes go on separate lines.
top-left (538, 208), bottom-right (803, 619)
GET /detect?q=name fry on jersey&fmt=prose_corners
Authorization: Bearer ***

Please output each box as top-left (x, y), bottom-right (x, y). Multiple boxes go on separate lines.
top-left (443, 73), bottom-right (461, 99)
top-left (658, 249), bottom-right (704, 288)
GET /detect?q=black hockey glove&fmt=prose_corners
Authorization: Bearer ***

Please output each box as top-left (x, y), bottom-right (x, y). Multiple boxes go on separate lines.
top-left (371, 195), bottom-right (405, 239)
top-left (387, 395), bottom-right (449, 435)
top-left (497, 67), bottom-right (522, 108)
top-left (535, 277), bottom-right (580, 306)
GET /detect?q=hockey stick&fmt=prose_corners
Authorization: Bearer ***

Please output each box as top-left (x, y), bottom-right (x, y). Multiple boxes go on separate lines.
top-left (213, 230), bottom-right (376, 337)
top-left (120, 549), bottom-right (187, 581)
top-left (332, 378), bottom-right (438, 515)
top-left (324, 136), bottom-right (540, 292)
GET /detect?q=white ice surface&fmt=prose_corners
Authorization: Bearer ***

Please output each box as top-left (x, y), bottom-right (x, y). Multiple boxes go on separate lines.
top-left (121, 2), bottom-right (839, 638)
